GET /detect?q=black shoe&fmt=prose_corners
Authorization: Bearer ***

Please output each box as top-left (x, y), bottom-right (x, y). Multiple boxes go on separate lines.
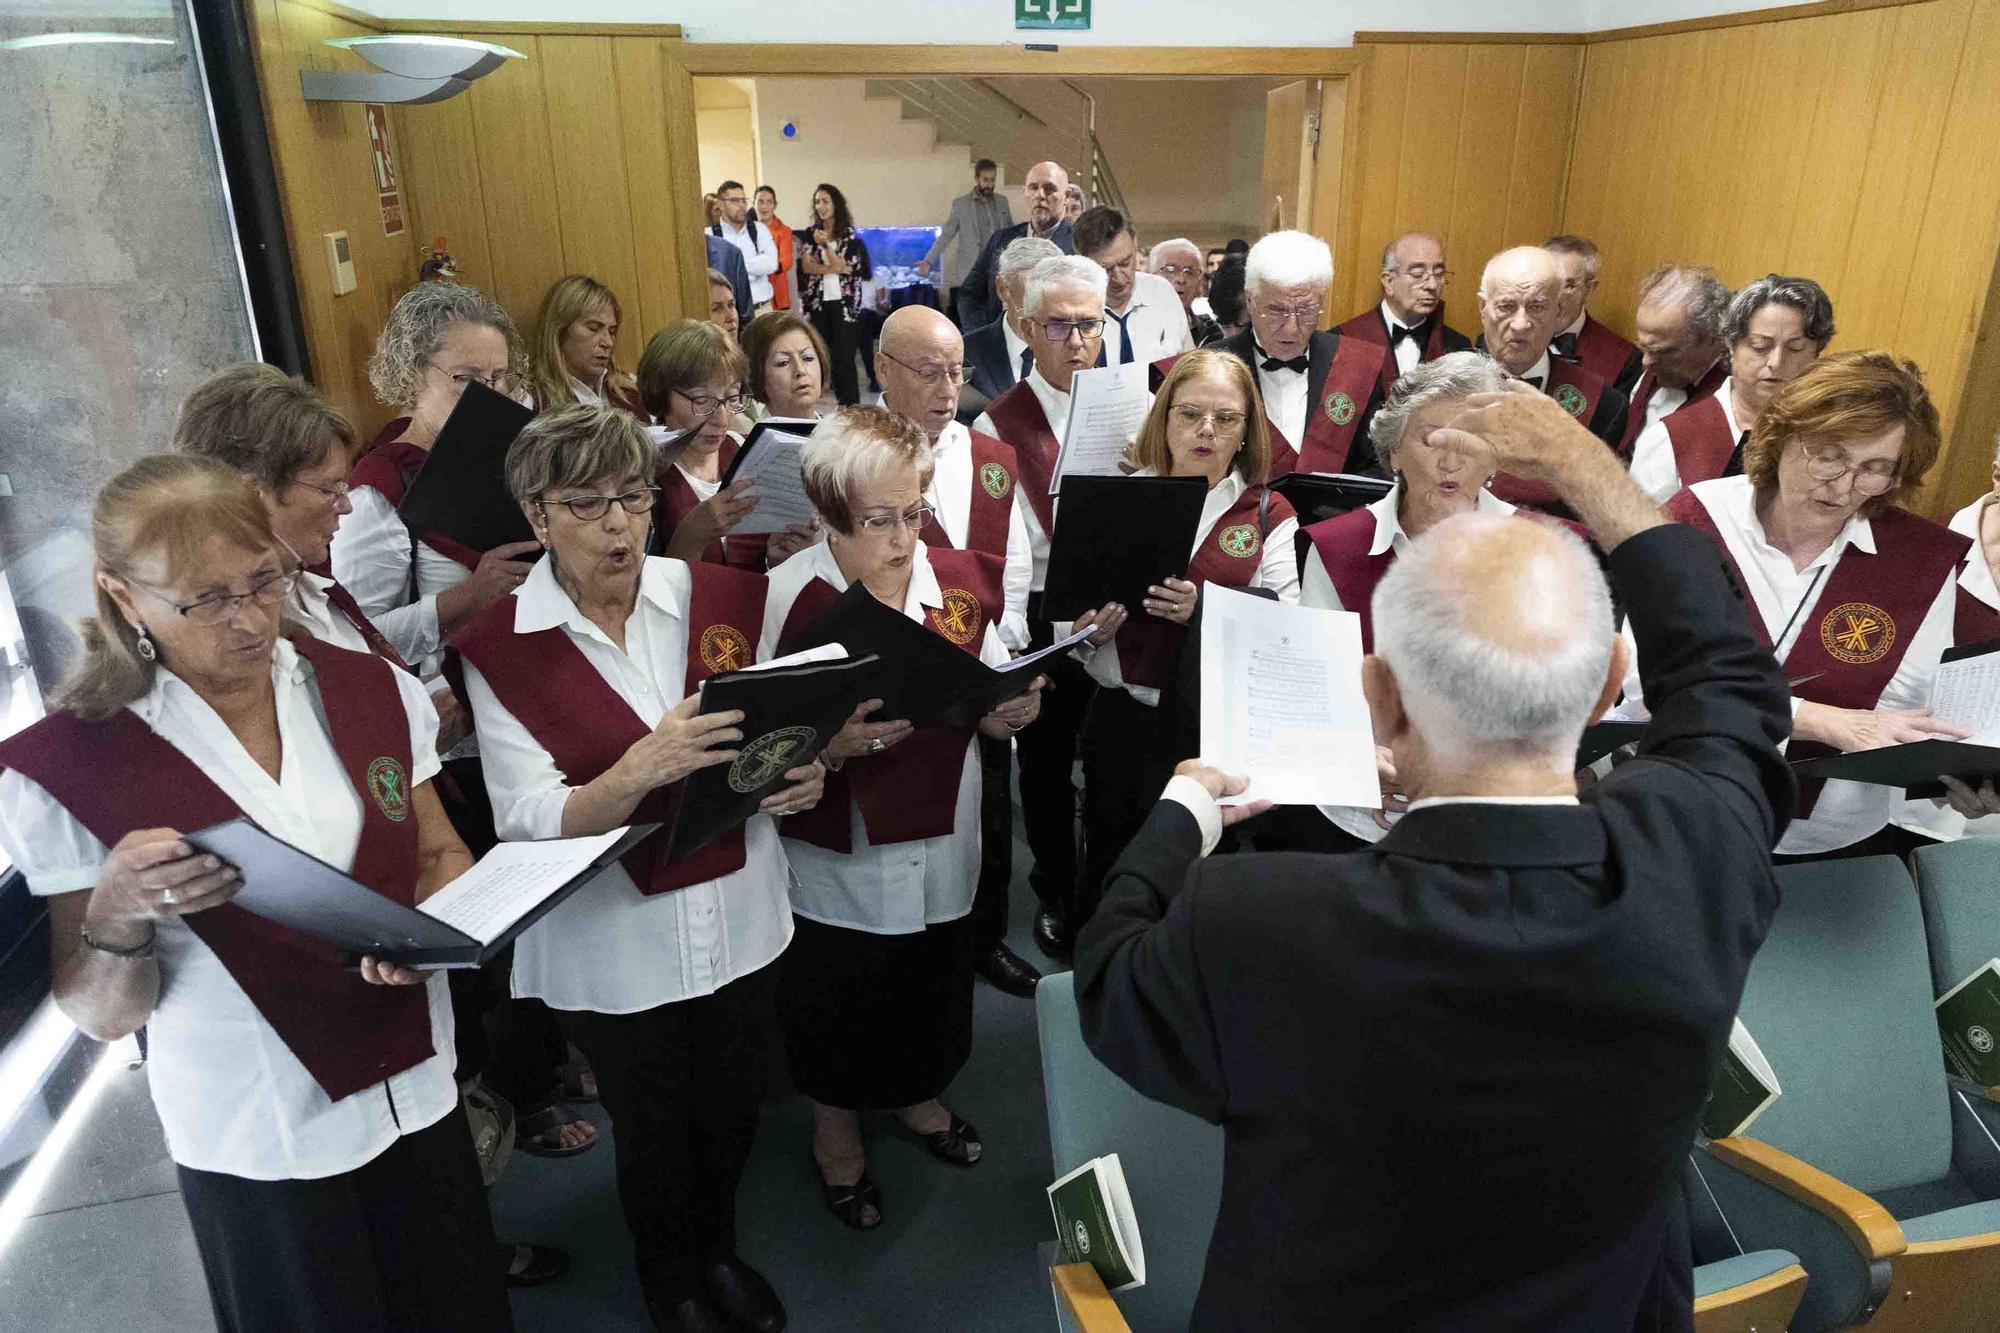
top-left (646, 1293), bottom-right (733, 1333)
top-left (701, 1252), bottom-right (787, 1332)
top-left (977, 943), bottom-right (1042, 997)
top-left (499, 1241), bottom-right (569, 1288)
top-left (1033, 911), bottom-right (1073, 961)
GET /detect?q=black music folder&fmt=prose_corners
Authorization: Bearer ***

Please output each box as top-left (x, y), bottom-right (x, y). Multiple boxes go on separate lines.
top-left (663, 649), bottom-right (882, 860)
top-left (789, 581), bottom-right (1084, 730)
top-left (396, 380), bottom-right (537, 554)
top-left (185, 819), bottom-right (654, 970)
top-left (1272, 471), bottom-right (1393, 517)
top-left (1041, 475), bottom-right (1207, 622)
top-left (1792, 741), bottom-right (2000, 801)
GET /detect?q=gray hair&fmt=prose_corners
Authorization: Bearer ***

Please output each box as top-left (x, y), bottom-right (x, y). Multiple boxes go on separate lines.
top-left (1245, 230), bottom-right (1334, 295)
top-left (1149, 237), bottom-right (1202, 269)
top-left (1373, 513), bottom-right (1614, 754)
top-left (1379, 231), bottom-right (1442, 274)
top-left (1637, 264), bottom-right (1731, 344)
top-left (1023, 254), bottom-right (1107, 317)
top-left (1367, 351), bottom-right (1507, 469)
top-left (1542, 234), bottom-right (1602, 280)
top-left (799, 405), bottom-right (935, 535)
top-left (999, 236), bottom-right (1064, 286)
top-left (367, 281), bottom-right (522, 409)
top-left (1724, 274), bottom-right (1835, 351)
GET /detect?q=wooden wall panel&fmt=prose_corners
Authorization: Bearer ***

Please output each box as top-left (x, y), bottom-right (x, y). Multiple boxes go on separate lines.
top-left (396, 93), bottom-right (493, 301)
top-left (539, 36), bottom-right (645, 367)
top-left (614, 39), bottom-right (692, 347)
top-left (460, 40), bottom-right (567, 326)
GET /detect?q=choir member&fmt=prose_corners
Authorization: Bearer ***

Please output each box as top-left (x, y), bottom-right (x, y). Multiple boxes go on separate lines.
top-left (1544, 234), bottom-right (1642, 393)
top-left (1621, 264), bottom-right (1730, 469)
top-left (1335, 231), bottom-right (1471, 395)
top-left (1065, 349), bottom-right (1297, 914)
top-left (877, 305), bottom-right (1041, 997)
top-left (1642, 274), bottom-right (1835, 501)
top-left (1475, 246), bottom-right (1628, 511)
top-left (741, 309), bottom-right (829, 423)
top-left (971, 254), bottom-right (1107, 959)
top-left (959, 235), bottom-right (1061, 422)
top-left (526, 274), bottom-right (648, 417)
top-left (1149, 237), bottom-right (1223, 346)
top-left (760, 407), bottom-right (1044, 1230)
top-left (331, 282), bottom-right (542, 675)
top-left (707, 267), bottom-right (743, 340)
top-left (636, 320), bottom-right (761, 567)
top-left (0, 456), bottom-right (510, 1332)
top-left (1625, 351), bottom-right (1966, 860)
top-left (1075, 207), bottom-right (1194, 366)
top-left (457, 405), bottom-right (820, 1333)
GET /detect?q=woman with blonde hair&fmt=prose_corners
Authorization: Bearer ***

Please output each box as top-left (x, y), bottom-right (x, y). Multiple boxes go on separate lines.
top-left (0, 455), bottom-right (511, 1331)
top-left (526, 274), bottom-right (647, 418)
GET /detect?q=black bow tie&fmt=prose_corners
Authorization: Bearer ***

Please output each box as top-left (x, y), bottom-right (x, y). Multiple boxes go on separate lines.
top-left (1522, 375), bottom-right (1545, 391)
top-left (1260, 354), bottom-right (1310, 374)
top-left (1552, 332), bottom-right (1579, 360)
top-left (1389, 321), bottom-right (1422, 346)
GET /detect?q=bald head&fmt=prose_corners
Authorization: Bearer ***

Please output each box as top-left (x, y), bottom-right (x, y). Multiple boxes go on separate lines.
top-left (876, 305), bottom-right (966, 442)
top-left (1477, 247), bottom-right (1564, 376)
top-left (1024, 161), bottom-right (1069, 233)
top-left (1372, 511), bottom-right (1614, 759)
top-left (1380, 231), bottom-right (1447, 324)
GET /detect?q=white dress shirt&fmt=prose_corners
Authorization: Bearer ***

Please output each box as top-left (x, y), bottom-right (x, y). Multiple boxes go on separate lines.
top-left (1898, 496), bottom-right (2000, 842)
top-left (1158, 775), bottom-right (1579, 861)
top-left (1069, 470), bottom-right (1299, 705)
top-left (463, 556), bottom-right (794, 1014)
top-left (715, 218), bottom-right (779, 304)
top-left (1629, 376), bottom-right (1743, 504)
top-left (1615, 475), bottom-right (1956, 855)
top-left (1252, 337), bottom-right (1310, 447)
top-left (973, 366), bottom-right (1071, 591)
top-left (1380, 301), bottom-right (1423, 377)
top-left (568, 372), bottom-right (607, 408)
top-left (1299, 482), bottom-right (1519, 843)
top-left (1001, 318), bottom-right (1031, 385)
top-left (759, 542), bottom-right (1006, 934)
top-left (0, 640), bottom-right (454, 1181)
top-left (1103, 272), bottom-right (1195, 366)
top-left (328, 484), bottom-right (446, 668)
top-left (289, 569), bottom-right (372, 655)
top-left (1518, 351), bottom-right (1554, 390)
top-left (925, 419), bottom-right (1033, 650)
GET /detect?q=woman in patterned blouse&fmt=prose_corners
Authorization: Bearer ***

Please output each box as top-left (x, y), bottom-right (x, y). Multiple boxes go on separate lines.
top-left (798, 182), bottom-right (872, 407)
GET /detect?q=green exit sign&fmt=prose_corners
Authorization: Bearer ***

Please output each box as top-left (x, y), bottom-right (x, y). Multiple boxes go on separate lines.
top-left (1017, 0), bottom-right (1090, 30)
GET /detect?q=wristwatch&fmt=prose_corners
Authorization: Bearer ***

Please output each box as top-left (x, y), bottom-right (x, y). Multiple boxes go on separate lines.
top-left (81, 923), bottom-right (156, 961)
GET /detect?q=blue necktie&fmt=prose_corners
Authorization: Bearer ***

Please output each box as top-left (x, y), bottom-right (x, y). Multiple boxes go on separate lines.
top-left (1018, 346), bottom-right (1033, 381)
top-left (1105, 308), bottom-right (1136, 365)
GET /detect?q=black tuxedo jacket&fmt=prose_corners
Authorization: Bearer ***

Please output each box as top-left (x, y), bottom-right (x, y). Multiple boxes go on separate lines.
top-left (1074, 524), bottom-right (1794, 1332)
top-left (957, 218), bottom-right (1076, 332)
top-left (957, 315), bottom-right (1020, 424)
top-left (1215, 325), bottom-right (1387, 475)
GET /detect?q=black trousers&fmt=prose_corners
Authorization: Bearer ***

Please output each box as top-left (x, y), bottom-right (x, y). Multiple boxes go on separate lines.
top-left (176, 1109), bottom-right (511, 1333)
top-left (1016, 594), bottom-right (1096, 922)
top-left (560, 964), bottom-right (779, 1304)
top-left (810, 305), bottom-right (862, 405)
top-left (967, 734), bottom-right (1014, 952)
top-left (1079, 686), bottom-right (1175, 927)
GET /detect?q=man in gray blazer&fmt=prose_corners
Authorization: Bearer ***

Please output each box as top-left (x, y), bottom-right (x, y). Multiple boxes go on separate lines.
top-left (919, 159), bottom-right (1013, 325)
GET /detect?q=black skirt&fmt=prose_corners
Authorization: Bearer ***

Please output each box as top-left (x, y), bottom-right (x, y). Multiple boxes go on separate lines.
top-left (778, 910), bottom-right (975, 1110)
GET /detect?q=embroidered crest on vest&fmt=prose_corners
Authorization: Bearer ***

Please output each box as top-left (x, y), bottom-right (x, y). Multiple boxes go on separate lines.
top-left (1324, 390), bottom-right (1357, 426)
top-left (728, 725), bottom-right (817, 794)
top-left (1819, 601), bottom-right (1895, 665)
top-left (366, 756), bottom-right (411, 822)
top-left (1219, 524), bottom-right (1261, 558)
top-left (979, 461), bottom-right (1013, 499)
top-left (1555, 383), bottom-right (1589, 417)
top-left (699, 624), bottom-right (752, 673)
top-left (930, 588), bottom-right (982, 645)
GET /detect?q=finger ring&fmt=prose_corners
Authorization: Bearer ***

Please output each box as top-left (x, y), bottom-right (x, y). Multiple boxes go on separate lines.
top-left (868, 737), bottom-right (887, 753)
top-left (161, 888), bottom-right (176, 905)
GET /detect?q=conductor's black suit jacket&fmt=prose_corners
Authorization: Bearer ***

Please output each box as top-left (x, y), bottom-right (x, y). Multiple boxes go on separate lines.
top-left (1074, 524), bottom-right (1794, 1332)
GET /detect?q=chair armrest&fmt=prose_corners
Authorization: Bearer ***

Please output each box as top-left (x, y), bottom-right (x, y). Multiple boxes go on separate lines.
top-left (1051, 1264), bottom-right (1133, 1333)
top-left (1704, 1136), bottom-right (1905, 1261)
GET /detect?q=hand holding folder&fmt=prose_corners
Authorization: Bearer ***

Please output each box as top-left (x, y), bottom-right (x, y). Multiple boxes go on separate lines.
top-left (1041, 475), bottom-right (1208, 623)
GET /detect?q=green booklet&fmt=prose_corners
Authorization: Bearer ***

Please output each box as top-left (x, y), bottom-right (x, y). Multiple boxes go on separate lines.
top-left (1048, 1153), bottom-right (1145, 1293)
top-left (1702, 1017), bottom-right (1781, 1140)
top-left (1936, 959), bottom-right (2000, 1085)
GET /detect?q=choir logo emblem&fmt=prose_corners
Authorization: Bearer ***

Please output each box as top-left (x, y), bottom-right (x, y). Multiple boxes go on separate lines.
top-left (1555, 383), bottom-right (1589, 417)
top-left (979, 462), bottom-right (1013, 499)
top-left (365, 756), bottom-right (410, 823)
top-left (728, 725), bottom-right (817, 795)
top-left (699, 624), bottom-right (751, 673)
top-left (1820, 601), bottom-right (1894, 665)
top-left (1219, 524), bottom-right (1261, 559)
top-left (1073, 1220), bottom-right (1092, 1256)
top-left (932, 589), bottom-right (982, 645)
top-left (1971, 1025), bottom-right (1996, 1056)
top-left (1324, 390), bottom-right (1357, 426)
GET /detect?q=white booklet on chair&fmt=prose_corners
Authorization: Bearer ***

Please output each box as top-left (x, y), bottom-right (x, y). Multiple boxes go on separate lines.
top-left (1048, 1153), bottom-right (1146, 1293)
top-left (1701, 1017), bottom-right (1781, 1139)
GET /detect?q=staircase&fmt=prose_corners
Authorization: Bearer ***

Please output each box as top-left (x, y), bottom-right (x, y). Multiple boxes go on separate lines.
top-left (863, 76), bottom-right (1128, 214)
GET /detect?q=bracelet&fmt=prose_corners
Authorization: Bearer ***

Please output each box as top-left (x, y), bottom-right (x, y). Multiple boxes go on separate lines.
top-left (81, 923), bottom-right (156, 961)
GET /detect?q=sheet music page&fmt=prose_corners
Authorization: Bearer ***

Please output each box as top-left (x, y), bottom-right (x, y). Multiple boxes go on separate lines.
top-left (727, 424), bottom-right (819, 535)
top-left (1050, 363), bottom-right (1151, 491)
top-left (1932, 651), bottom-right (2000, 744)
top-left (1199, 585), bottom-right (1380, 807)
top-left (418, 828), bottom-right (628, 944)
top-left (999, 624), bottom-right (1095, 674)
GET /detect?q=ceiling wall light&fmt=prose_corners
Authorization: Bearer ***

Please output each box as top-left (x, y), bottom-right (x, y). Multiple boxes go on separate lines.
top-left (301, 34), bottom-right (524, 106)
top-left (0, 32), bottom-right (176, 51)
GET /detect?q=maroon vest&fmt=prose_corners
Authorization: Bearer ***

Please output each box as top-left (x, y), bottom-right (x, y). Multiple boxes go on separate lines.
top-left (455, 561), bottom-right (768, 893)
top-left (1335, 307), bottom-right (1456, 397)
top-left (320, 578), bottom-right (411, 671)
top-left (1663, 395), bottom-right (1740, 490)
top-left (1668, 487), bottom-right (1968, 816)
top-left (347, 437), bottom-right (484, 571)
top-left (659, 440), bottom-right (742, 568)
top-left (1489, 359), bottom-right (1611, 510)
top-left (1286, 334), bottom-right (1388, 476)
top-left (919, 429), bottom-right (1021, 558)
top-left (1618, 360), bottom-right (1727, 456)
top-left (777, 548), bottom-right (1003, 850)
top-left (1570, 314), bottom-right (1640, 392)
top-left (1956, 584), bottom-right (2000, 647)
top-left (981, 383), bottom-right (1062, 535)
top-left (1116, 485), bottom-right (1294, 690)
top-left (0, 638), bottom-right (432, 1103)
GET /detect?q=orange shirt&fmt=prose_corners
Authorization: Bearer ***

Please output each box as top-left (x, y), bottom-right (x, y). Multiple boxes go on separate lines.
top-left (766, 216), bottom-right (795, 310)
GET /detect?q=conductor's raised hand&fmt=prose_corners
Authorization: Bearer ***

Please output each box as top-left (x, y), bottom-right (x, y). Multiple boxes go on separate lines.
top-left (1171, 759), bottom-right (1272, 827)
top-left (979, 676), bottom-right (1045, 738)
top-left (90, 827), bottom-right (242, 925)
top-left (826, 699), bottom-right (914, 762)
top-left (1436, 380), bottom-right (1600, 482)
top-left (760, 758), bottom-right (826, 817)
top-left (612, 696), bottom-right (741, 795)
top-left (1073, 602), bottom-right (1130, 647)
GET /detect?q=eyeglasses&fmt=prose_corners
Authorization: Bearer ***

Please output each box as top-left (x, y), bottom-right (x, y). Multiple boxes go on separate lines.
top-left (1168, 405), bottom-right (1248, 434)
top-left (672, 388), bottom-right (747, 418)
top-left (127, 566), bottom-right (298, 626)
top-left (1389, 265), bottom-right (1449, 283)
top-left (1802, 445), bottom-right (1898, 495)
top-left (291, 477), bottom-right (350, 507)
top-left (857, 504), bottom-right (935, 536)
top-left (718, 194), bottom-right (747, 206)
top-left (1156, 263), bottom-right (1203, 278)
top-left (1033, 318), bottom-right (1104, 343)
top-left (880, 350), bottom-right (966, 386)
top-left (433, 365), bottom-right (510, 390)
top-left (1253, 302), bottom-right (1323, 328)
top-left (538, 486), bottom-right (660, 521)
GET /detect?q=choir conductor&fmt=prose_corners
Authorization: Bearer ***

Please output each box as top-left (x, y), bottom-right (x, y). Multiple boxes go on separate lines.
top-left (1074, 382), bottom-right (1795, 1330)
